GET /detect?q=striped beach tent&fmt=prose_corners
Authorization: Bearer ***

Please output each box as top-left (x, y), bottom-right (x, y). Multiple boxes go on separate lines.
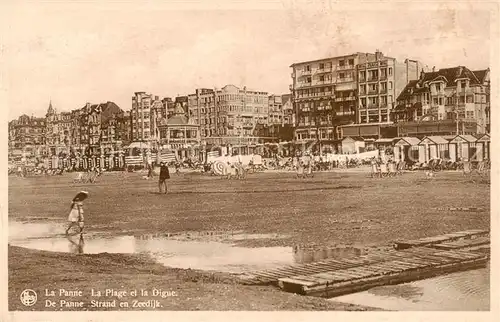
top-left (158, 150), bottom-right (177, 163)
top-left (207, 150), bottom-right (220, 158)
top-left (125, 155), bottom-right (143, 166)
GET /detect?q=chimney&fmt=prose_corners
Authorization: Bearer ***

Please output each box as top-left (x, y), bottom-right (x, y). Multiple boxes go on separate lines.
top-left (432, 66), bottom-right (436, 72)
top-left (86, 102), bottom-right (91, 109)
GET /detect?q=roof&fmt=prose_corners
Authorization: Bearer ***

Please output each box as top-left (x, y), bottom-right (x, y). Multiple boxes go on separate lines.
top-left (448, 134), bottom-right (478, 143)
top-left (394, 137), bottom-right (421, 146)
top-left (375, 138), bottom-right (395, 143)
top-left (397, 66), bottom-right (484, 102)
top-left (342, 136), bottom-right (365, 142)
top-left (419, 136), bottom-right (449, 145)
top-left (476, 133), bottom-right (490, 142)
top-left (289, 52), bottom-right (365, 67)
top-left (167, 115), bottom-right (189, 125)
top-left (472, 69), bottom-right (489, 83)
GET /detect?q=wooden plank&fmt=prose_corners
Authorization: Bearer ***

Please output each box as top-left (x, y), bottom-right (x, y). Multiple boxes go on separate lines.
top-left (436, 250), bottom-right (480, 260)
top-left (285, 275), bottom-right (324, 284)
top-left (278, 277), bottom-right (316, 287)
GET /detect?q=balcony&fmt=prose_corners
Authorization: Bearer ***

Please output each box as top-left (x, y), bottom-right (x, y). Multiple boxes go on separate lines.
top-left (337, 65), bottom-right (355, 70)
top-left (367, 76), bottom-right (379, 82)
top-left (316, 67), bottom-right (332, 74)
top-left (380, 88), bottom-right (388, 94)
top-left (336, 77), bottom-right (354, 83)
top-left (368, 89), bottom-right (378, 95)
top-left (301, 69), bottom-right (312, 76)
top-left (358, 77), bottom-right (366, 83)
top-left (380, 74), bottom-right (388, 80)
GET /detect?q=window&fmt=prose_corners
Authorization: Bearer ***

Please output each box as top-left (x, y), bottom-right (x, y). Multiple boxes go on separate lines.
top-left (339, 60), bottom-right (345, 66)
top-left (388, 68), bottom-right (393, 75)
top-left (388, 81), bottom-right (393, 90)
top-left (348, 58), bottom-right (354, 66)
top-left (360, 85), bottom-right (366, 94)
top-left (359, 71), bottom-right (366, 80)
top-left (433, 98), bottom-right (439, 105)
top-left (438, 97), bottom-right (443, 105)
top-left (466, 95), bottom-right (474, 103)
top-left (319, 75), bottom-right (325, 82)
top-left (370, 97), bottom-right (377, 106)
top-left (319, 63), bottom-right (324, 70)
top-left (306, 77), bottom-right (312, 83)
top-left (466, 111), bottom-right (474, 118)
top-left (306, 65), bottom-right (311, 71)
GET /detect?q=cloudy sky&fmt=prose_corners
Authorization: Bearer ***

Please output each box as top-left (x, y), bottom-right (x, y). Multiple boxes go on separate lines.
top-left (2, 0), bottom-right (494, 119)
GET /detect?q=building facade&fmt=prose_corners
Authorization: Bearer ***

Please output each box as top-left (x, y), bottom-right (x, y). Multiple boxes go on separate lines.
top-left (392, 66), bottom-right (490, 137)
top-left (290, 52), bottom-right (382, 145)
top-left (187, 85), bottom-right (270, 146)
top-left (158, 102), bottom-right (200, 158)
top-left (8, 115), bottom-right (46, 157)
top-left (282, 94), bottom-right (294, 126)
top-left (45, 102), bottom-right (74, 156)
top-left (268, 95), bottom-right (284, 125)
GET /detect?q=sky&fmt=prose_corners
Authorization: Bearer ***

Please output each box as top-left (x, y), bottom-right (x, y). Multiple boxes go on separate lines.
top-left (2, 0), bottom-right (494, 119)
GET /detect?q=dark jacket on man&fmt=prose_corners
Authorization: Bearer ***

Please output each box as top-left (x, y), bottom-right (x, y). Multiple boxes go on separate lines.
top-left (159, 164), bottom-right (170, 180)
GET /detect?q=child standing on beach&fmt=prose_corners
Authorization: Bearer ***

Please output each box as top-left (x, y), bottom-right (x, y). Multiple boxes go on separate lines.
top-left (66, 191), bottom-right (88, 235)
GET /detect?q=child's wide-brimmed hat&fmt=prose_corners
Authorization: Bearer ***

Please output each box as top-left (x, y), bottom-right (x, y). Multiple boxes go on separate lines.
top-left (73, 191), bottom-right (89, 202)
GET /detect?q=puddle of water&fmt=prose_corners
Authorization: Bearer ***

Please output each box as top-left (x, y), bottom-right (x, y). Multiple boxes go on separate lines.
top-left (9, 221), bottom-right (342, 273)
top-left (332, 266), bottom-right (490, 311)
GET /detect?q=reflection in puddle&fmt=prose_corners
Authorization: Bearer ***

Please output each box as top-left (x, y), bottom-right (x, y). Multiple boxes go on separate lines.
top-left (9, 221), bottom-right (355, 273)
top-left (332, 266), bottom-right (490, 311)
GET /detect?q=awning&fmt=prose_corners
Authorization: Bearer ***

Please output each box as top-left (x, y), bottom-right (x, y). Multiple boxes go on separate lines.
top-left (393, 104), bottom-right (406, 112)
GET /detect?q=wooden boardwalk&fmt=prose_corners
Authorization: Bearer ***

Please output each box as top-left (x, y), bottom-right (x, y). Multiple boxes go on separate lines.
top-left (393, 229), bottom-right (488, 250)
top-left (238, 230), bottom-right (490, 298)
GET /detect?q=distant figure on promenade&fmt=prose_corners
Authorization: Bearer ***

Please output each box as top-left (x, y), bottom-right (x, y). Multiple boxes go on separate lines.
top-left (66, 191), bottom-right (88, 236)
top-left (158, 162), bottom-right (170, 194)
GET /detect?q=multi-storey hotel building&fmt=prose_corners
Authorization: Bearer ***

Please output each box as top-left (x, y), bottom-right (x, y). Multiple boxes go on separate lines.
top-left (290, 52), bottom-right (379, 145)
top-left (187, 85), bottom-right (270, 148)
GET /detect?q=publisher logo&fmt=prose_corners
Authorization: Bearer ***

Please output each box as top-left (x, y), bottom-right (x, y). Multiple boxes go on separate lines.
top-left (20, 289), bottom-right (37, 306)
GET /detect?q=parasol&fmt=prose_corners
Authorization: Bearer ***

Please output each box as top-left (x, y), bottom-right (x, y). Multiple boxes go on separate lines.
top-left (73, 191), bottom-right (89, 202)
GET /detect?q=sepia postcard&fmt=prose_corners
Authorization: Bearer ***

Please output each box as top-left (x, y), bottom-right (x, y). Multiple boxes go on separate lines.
top-left (1, 0), bottom-right (498, 321)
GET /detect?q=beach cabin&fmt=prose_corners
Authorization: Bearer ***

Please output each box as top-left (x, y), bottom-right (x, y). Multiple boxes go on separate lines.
top-left (374, 138), bottom-right (395, 153)
top-left (393, 137), bottom-right (421, 163)
top-left (418, 136), bottom-right (450, 163)
top-left (341, 137), bottom-right (365, 154)
top-left (475, 134), bottom-right (490, 161)
top-left (448, 135), bottom-right (478, 162)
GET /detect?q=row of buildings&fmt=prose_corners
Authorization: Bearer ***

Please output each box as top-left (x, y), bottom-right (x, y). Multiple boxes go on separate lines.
top-left (9, 49), bottom-right (490, 161)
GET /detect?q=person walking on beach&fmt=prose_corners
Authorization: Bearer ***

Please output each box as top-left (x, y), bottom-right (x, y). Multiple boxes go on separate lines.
top-left (158, 162), bottom-right (170, 193)
top-left (66, 191), bottom-right (88, 236)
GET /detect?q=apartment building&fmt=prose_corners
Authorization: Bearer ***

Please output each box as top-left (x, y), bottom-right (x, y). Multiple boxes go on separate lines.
top-left (187, 85), bottom-right (269, 146)
top-left (131, 92), bottom-right (153, 142)
top-left (290, 52), bottom-right (380, 144)
top-left (393, 66), bottom-right (490, 136)
top-left (45, 101), bottom-right (74, 155)
top-left (282, 94), bottom-right (294, 125)
top-left (268, 95), bottom-right (284, 125)
top-left (8, 115), bottom-right (46, 158)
